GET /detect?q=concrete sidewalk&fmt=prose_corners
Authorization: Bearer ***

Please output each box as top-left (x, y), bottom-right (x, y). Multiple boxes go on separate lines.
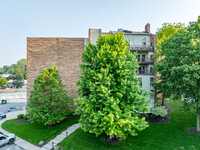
top-left (0, 107), bottom-right (40, 150)
top-left (41, 123), bottom-right (81, 150)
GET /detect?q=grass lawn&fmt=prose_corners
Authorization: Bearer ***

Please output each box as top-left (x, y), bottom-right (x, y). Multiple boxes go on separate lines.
top-left (58, 102), bottom-right (200, 150)
top-left (1, 117), bottom-right (79, 145)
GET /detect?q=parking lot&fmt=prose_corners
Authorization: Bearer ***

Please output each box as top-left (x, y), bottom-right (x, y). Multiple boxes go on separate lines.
top-left (0, 100), bottom-right (27, 113)
top-left (0, 99), bottom-right (27, 150)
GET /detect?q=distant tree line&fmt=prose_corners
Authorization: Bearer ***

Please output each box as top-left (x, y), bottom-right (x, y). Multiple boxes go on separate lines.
top-left (0, 58), bottom-right (26, 88)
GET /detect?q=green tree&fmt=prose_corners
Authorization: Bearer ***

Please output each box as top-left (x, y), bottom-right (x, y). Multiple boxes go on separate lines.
top-left (154, 17), bottom-right (200, 131)
top-left (155, 22), bottom-right (185, 57)
top-left (0, 68), bottom-right (4, 74)
top-left (27, 65), bottom-right (71, 126)
top-left (13, 68), bottom-right (24, 88)
top-left (0, 78), bottom-right (8, 88)
top-left (3, 65), bottom-right (10, 73)
top-left (75, 33), bottom-right (150, 139)
top-left (154, 22), bottom-right (185, 105)
top-left (17, 59), bottom-right (27, 79)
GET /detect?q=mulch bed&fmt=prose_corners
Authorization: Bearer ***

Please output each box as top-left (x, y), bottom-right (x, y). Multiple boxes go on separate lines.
top-left (104, 135), bottom-right (122, 145)
top-left (14, 118), bottom-right (29, 123)
top-left (36, 141), bottom-right (47, 147)
top-left (145, 104), bottom-right (173, 124)
top-left (188, 127), bottom-right (200, 135)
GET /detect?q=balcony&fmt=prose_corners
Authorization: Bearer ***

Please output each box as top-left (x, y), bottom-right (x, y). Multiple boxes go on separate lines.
top-left (137, 57), bottom-right (154, 64)
top-left (137, 70), bottom-right (154, 75)
top-left (128, 45), bottom-right (154, 52)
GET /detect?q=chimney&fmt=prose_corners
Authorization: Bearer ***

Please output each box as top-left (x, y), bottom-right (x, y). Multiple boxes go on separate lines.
top-left (145, 23), bottom-right (150, 33)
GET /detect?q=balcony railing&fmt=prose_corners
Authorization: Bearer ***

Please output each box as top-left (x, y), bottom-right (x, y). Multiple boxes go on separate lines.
top-left (137, 57), bottom-right (154, 63)
top-left (128, 46), bottom-right (154, 51)
top-left (137, 70), bottom-right (154, 75)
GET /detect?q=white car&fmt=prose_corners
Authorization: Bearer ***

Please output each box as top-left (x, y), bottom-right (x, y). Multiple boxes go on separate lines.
top-left (0, 133), bottom-right (16, 147)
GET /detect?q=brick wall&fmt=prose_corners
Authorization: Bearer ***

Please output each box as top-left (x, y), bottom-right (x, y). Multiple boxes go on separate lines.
top-left (27, 38), bottom-right (85, 98)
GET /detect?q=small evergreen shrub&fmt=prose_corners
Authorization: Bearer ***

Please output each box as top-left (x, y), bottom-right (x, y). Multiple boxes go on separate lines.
top-left (39, 141), bottom-right (44, 146)
top-left (179, 147), bottom-right (184, 150)
top-left (152, 106), bottom-right (167, 118)
top-left (17, 114), bottom-right (24, 119)
top-left (54, 146), bottom-right (60, 150)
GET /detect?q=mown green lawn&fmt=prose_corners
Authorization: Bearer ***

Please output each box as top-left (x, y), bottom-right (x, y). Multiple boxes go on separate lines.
top-left (1, 117), bottom-right (79, 145)
top-left (58, 102), bottom-right (200, 150)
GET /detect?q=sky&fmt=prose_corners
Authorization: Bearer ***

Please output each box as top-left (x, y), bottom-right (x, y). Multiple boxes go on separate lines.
top-left (0, 0), bottom-right (200, 67)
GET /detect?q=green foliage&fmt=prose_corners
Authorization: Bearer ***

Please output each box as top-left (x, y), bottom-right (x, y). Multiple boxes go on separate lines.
top-left (23, 114), bottom-right (28, 120)
top-left (0, 68), bottom-right (4, 74)
top-left (155, 22), bottom-right (185, 59)
top-left (17, 114), bottom-right (24, 119)
top-left (75, 33), bottom-right (150, 139)
top-left (3, 65), bottom-right (10, 73)
top-left (0, 77), bottom-right (8, 87)
top-left (152, 106), bottom-right (167, 117)
top-left (2, 59), bottom-right (27, 79)
top-left (27, 65), bottom-right (71, 126)
top-left (154, 17), bottom-right (200, 130)
top-left (13, 68), bottom-right (24, 88)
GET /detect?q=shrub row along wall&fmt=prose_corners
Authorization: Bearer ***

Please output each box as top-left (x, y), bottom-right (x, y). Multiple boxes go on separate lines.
top-left (27, 38), bottom-right (86, 99)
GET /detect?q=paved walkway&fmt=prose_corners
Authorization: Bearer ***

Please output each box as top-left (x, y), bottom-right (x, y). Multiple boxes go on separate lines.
top-left (0, 107), bottom-right (41, 150)
top-left (41, 123), bottom-right (81, 150)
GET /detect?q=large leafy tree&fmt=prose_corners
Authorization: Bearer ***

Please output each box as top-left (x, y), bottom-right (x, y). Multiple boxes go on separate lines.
top-left (27, 65), bottom-right (71, 126)
top-left (154, 22), bottom-right (185, 105)
top-left (154, 17), bottom-right (200, 131)
top-left (75, 33), bottom-right (150, 139)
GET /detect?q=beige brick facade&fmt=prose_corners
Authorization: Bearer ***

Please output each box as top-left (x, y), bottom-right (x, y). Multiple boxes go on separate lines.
top-left (27, 38), bottom-right (85, 98)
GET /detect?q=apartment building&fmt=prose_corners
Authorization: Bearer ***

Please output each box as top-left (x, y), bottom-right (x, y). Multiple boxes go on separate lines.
top-left (88, 24), bottom-right (156, 110)
top-left (27, 24), bottom-right (156, 110)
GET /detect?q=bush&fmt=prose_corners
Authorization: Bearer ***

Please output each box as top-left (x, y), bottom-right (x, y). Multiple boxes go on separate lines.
top-left (54, 146), bottom-right (60, 150)
top-left (152, 106), bottom-right (167, 118)
top-left (23, 114), bottom-right (28, 120)
top-left (39, 141), bottom-right (44, 146)
top-left (17, 114), bottom-right (24, 119)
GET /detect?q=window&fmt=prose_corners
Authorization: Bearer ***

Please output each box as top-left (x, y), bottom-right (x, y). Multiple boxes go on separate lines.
top-left (137, 55), bottom-right (140, 62)
top-left (150, 90), bottom-right (154, 99)
top-left (150, 55), bottom-right (153, 61)
top-left (150, 67), bottom-right (153, 73)
top-left (142, 55), bottom-right (146, 62)
top-left (150, 78), bottom-right (154, 86)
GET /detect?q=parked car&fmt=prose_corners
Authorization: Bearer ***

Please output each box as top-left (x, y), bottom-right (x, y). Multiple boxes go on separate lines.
top-left (8, 106), bottom-right (19, 112)
top-left (0, 133), bottom-right (16, 147)
top-left (0, 112), bottom-right (6, 118)
top-left (0, 132), bottom-right (3, 135)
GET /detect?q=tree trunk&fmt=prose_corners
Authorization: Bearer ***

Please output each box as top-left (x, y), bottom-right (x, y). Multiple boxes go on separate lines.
top-left (154, 89), bottom-right (157, 107)
top-left (161, 95), bottom-right (164, 106)
top-left (197, 114), bottom-right (199, 132)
